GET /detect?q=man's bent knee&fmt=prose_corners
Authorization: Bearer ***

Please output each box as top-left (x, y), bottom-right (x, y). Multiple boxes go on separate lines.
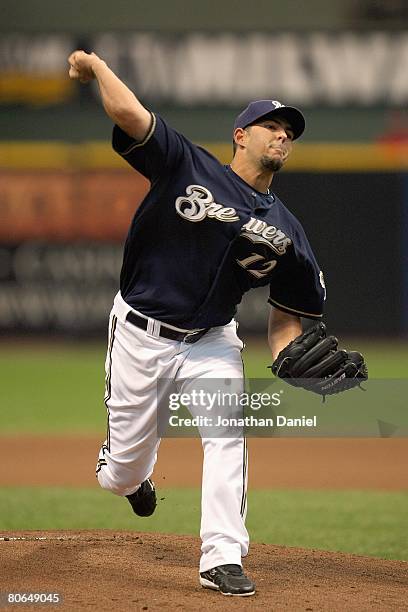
top-left (96, 464), bottom-right (146, 497)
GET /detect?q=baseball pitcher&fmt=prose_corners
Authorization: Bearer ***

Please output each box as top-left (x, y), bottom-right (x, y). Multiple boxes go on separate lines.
top-left (68, 50), bottom-right (367, 597)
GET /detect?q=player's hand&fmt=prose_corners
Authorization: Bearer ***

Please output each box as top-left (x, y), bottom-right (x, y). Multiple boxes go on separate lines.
top-left (68, 50), bottom-right (100, 83)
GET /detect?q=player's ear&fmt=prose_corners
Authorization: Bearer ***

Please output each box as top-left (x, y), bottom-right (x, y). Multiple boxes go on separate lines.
top-left (233, 127), bottom-right (249, 152)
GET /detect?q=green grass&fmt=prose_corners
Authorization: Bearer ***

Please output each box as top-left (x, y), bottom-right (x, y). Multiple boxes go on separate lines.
top-left (1, 340), bottom-right (407, 434)
top-left (1, 342), bottom-right (406, 563)
top-left (0, 344), bottom-right (106, 433)
top-left (1, 487), bottom-right (407, 561)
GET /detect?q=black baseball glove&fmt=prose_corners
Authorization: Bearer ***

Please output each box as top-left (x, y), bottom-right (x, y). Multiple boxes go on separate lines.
top-left (270, 322), bottom-right (368, 398)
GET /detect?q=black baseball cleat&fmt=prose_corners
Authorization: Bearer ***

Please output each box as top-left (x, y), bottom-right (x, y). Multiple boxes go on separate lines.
top-left (200, 564), bottom-right (255, 597)
top-left (126, 478), bottom-right (157, 517)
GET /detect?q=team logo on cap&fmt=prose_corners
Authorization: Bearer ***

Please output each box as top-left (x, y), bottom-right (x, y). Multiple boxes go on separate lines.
top-left (271, 100), bottom-right (283, 109)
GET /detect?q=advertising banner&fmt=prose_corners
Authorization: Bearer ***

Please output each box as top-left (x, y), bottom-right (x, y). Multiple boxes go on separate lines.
top-left (1, 32), bottom-right (407, 107)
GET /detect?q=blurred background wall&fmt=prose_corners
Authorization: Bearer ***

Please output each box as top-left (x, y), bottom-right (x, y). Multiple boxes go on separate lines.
top-left (1, 0), bottom-right (407, 337)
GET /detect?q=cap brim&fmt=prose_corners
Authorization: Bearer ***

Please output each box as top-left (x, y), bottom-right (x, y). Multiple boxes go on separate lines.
top-left (250, 106), bottom-right (305, 140)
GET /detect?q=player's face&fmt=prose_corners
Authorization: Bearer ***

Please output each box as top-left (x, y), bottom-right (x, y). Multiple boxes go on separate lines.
top-left (244, 117), bottom-right (294, 172)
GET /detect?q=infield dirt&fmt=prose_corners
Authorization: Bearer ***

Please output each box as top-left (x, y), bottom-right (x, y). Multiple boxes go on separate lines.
top-left (2, 436), bottom-right (407, 489)
top-left (1, 437), bottom-right (407, 610)
top-left (1, 531), bottom-right (407, 611)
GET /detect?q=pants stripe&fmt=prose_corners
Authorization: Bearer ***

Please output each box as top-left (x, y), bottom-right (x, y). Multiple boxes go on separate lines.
top-left (104, 315), bottom-right (117, 453)
top-left (238, 338), bottom-right (248, 518)
top-left (240, 437), bottom-right (248, 517)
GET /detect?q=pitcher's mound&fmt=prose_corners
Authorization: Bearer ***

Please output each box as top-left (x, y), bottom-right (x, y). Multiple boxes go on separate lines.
top-left (0, 531), bottom-right (406, 611)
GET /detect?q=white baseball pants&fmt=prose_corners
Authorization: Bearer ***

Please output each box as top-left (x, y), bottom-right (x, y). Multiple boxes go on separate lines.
top-left (97, 292), bottom-right (249, 572)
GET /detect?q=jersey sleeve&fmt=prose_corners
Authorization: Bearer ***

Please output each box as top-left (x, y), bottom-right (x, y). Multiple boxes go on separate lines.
top-left (112, 112), bottom-right (188, 181)
top-left (268, 226), bottom-right (326, 320)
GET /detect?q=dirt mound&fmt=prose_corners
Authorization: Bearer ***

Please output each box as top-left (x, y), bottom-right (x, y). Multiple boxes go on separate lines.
top-left (0, 531), bottom-right (406, 611)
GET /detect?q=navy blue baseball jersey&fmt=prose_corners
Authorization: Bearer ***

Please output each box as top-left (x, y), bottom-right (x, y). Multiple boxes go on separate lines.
top-left (113, 113), bottom-right (325, 329)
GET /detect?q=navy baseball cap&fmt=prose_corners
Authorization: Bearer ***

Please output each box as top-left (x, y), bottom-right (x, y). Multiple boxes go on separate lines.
top-left (234, 100), bottom-right (306, 140)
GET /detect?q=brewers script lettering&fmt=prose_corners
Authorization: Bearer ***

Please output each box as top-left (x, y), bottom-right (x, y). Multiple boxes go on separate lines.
top-left (175, 185), bottom-right (240, 222)
top-left (175, 185), bottom-right (292, 279)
